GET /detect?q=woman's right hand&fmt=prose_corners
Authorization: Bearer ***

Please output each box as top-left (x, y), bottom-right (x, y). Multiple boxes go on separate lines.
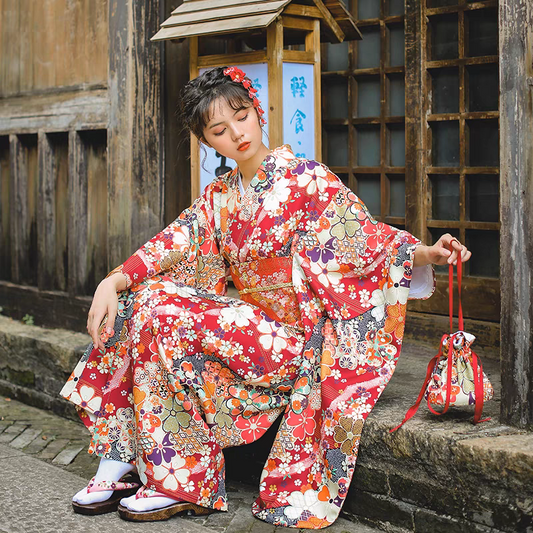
top-left (87, 273), bottom-right (125, 351)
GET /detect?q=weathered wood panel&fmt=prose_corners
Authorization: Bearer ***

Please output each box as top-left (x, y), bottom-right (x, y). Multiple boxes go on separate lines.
top-left (38, 132), bottom-right (69, 292)
top-left (84, 130), bottom-right (108, 294)
top-left (67, 130), bottom-right (87, 296)
top-left (0, 137), bottom-right (10, 281)
top-left (0, 0), bottom-right (108, 97)
top-left (0, 89), bottom-right (109, 135)
top-left (107, 0), bottom-right (163, 270)
top-left (499, 0), bottom-right (533, 428)
top-left (10, 134), bottom-right (38, 286)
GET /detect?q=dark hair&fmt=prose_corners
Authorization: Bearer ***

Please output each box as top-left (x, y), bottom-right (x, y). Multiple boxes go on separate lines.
top-left (178, 66), bottom-right (258, 141)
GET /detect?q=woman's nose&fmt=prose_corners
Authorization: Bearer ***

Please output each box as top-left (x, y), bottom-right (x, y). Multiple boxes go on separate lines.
top-left (229, 123), bottom-right (243, 141)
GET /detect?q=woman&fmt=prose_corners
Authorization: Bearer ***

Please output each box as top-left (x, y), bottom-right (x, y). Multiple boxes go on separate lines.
top-left (62, 66), bottom-right (471, 527)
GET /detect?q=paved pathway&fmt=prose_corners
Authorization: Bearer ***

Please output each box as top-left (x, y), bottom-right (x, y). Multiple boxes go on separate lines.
top-left (0, 397), bottom-right (380, 533)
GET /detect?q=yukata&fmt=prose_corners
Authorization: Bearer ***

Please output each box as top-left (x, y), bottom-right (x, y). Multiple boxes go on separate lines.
top-left (61, 144), bottom-right (435, 529)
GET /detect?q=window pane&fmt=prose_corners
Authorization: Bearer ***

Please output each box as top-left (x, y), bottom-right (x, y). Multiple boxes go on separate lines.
top-left (388, 0), bottom-right (404, 16)
top-left (467, 9), bottom-right (498, 57)
top-left (466, 230), bottom-right (499, 278)
top-left (355, 125), bottom-right (381, 167)
top-left (431, 68), bottom-right (459, 114)
top-left (389, 176), bottom-right (406, 217)
top-left (326, 128), bottom-right (349, 166)
top-left (389, 25), bottom-right (405, 67)
top-left (357, 77), bottom-right (381, 118)
top-left (467, 175), bottom-right (499, 222)
top-left (388, 75), bottom-right (405, 116)
top-left (468, 119), bottom-right (499, 167)
top-left (388, 124), bottom-right (405, 167)
top-left (467, 64), bottom-right (499, 112)
top-left (325, 79), bottom-right (349, 119)
top-left (357, 175), bottom-right (381, 215)
top-left (358, 0), bottom-right (380, 19)
top-left (357, 27), bottom-right (381, 69)
top-left (431, 121), bottom-right (460, 167)
top-left (429, 174), bottom-right (460, 220)
top-left (429, 227), bottom-right (460, 274)
top-left (429, 14), bottom-right (458, 60)
top-left (326, 41), bottom-right (349, 71)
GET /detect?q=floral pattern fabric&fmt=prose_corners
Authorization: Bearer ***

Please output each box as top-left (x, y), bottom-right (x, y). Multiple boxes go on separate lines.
top-left (61, 145), bottom-right (435, 528)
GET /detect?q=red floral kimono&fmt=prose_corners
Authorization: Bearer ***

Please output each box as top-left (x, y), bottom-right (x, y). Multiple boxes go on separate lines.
top-left (61, 145), bottom-right (434, 528)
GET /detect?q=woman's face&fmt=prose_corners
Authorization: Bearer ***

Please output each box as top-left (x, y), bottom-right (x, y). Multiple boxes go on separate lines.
top-left (202, 97), bottom-right (264, 164)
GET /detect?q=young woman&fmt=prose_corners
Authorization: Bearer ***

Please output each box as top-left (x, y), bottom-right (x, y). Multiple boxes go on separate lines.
top-left (62, 66), bottom-right (471, 527)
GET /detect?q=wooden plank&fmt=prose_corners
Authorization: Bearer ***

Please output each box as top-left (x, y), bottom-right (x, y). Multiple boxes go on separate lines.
top-left (198, 51), bottom-right (268, 68)
top-left (163, 35), bottom-right (191, 224)
top-left (404, 0), bottom-right (425, 240)
top-left (284, 5), bottom-right (322, 19)
top-left (162, 1), bottom-right (287, 27)
top-left (152, 13), bottom-right (279, 41)
top-left (108, 0), bottom-right (163, 267)
top-left (172, 0), bottom-right (289, 15)
top-left (281, 15), bottom-right (315, 31)
top-left (312, 0), bottom-right (345, 43)
top-left (309, 19), bottom-right (322, 160)
top-left (190, 37), bottom-right (200, 203)
top-left (499, 0), bottom-right (533, 428)
top-left (37, 132), bottom-right (54, 291)
top-left (323, 0), bottom-right (362, 41)
top-left (0, 88), bottom-right (109, 135)
top-left (267, 19), bottom-right (284, 150)
top-left (0, 136), bottom-right (11, 281)
top-left (282, 50), bottom-right (315, 63)
top-left (10, 134), bottom-right (38, 286)
top-left (84, 131), bottom-right (108, 294)
top-left (0, 280), bottom-right (91, 332)
top-left (67, 130), bottom-right (87, 296)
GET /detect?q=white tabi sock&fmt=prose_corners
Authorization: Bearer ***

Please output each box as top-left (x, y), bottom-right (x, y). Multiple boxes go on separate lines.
top-left (72, 457), bottom-right (136, 505)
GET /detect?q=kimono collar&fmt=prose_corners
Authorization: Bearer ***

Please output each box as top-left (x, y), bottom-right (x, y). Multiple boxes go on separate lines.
top-left (235, 144), bottom-right (295, 196)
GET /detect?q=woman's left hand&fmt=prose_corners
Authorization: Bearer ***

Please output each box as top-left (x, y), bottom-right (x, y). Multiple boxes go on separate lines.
top-left (428, 233), bottom-right (472, 266)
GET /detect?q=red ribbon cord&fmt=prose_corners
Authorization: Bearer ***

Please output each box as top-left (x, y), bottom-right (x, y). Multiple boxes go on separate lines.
top-left (471, 349), bottom-right (491, 425)
top-left (389, 333), bottom-right (448, 433)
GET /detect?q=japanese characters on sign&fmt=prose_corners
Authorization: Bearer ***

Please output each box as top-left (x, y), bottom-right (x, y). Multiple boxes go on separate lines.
top-left (282, 62), bottom-right (315, 161)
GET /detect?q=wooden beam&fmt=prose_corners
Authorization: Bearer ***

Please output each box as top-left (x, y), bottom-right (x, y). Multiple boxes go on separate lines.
top-left (308, 19), bottom-right (322, 160)
top-left (190, 36), bottom-right (200, 203)
top-left (282, 50), bottom-right (315, 63)
top-left (267, 19), bottom-right (284, 150)
top-left (0, 88), bottom-right (109, 135)
top-left (198, 51), bottom-right (268, 68)
top-left (404, 0), bottom-right (425, 241)
top-left (283, 5), bottom-right (322, 18)
top-left (499, 0), bottom-right (533, 428)
top-left (311, 0), bottom-right (345, 43)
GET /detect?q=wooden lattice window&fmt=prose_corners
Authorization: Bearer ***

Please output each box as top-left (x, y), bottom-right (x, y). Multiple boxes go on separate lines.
top-left (419, 0), bottom-right (500, 321)
top-left (322, 0), bottom-right (407, 229)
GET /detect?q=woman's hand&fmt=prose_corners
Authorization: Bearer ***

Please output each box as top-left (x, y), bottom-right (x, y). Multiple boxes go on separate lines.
top-left (86, 273), bottom-right (125, 351)
top-left (413, 234), bottom-right (472, 267)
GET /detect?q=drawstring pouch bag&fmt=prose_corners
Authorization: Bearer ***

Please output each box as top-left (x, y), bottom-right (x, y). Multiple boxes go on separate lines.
top-left (390, 250), bottom-right (494, 432)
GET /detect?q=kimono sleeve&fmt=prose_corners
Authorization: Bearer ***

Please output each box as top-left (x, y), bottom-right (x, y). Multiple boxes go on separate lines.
top-left (292, 160), bottom-right (435, 325)
top-left (105, 183), bottom-right (226, 295)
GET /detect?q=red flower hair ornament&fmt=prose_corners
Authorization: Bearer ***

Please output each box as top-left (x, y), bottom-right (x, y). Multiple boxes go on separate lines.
top-left (223, 66), bottom-right (267, 125)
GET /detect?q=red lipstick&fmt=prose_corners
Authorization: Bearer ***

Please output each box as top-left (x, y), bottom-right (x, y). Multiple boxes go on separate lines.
top-left (238, 141), bottom-right (251, 151)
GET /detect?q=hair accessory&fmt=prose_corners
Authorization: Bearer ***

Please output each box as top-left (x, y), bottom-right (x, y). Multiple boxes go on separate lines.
top-left (223, 66), bottom-right (267, 125)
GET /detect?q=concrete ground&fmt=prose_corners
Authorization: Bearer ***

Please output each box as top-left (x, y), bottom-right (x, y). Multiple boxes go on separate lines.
top-left (0, 397), bottom-right (379, 533)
